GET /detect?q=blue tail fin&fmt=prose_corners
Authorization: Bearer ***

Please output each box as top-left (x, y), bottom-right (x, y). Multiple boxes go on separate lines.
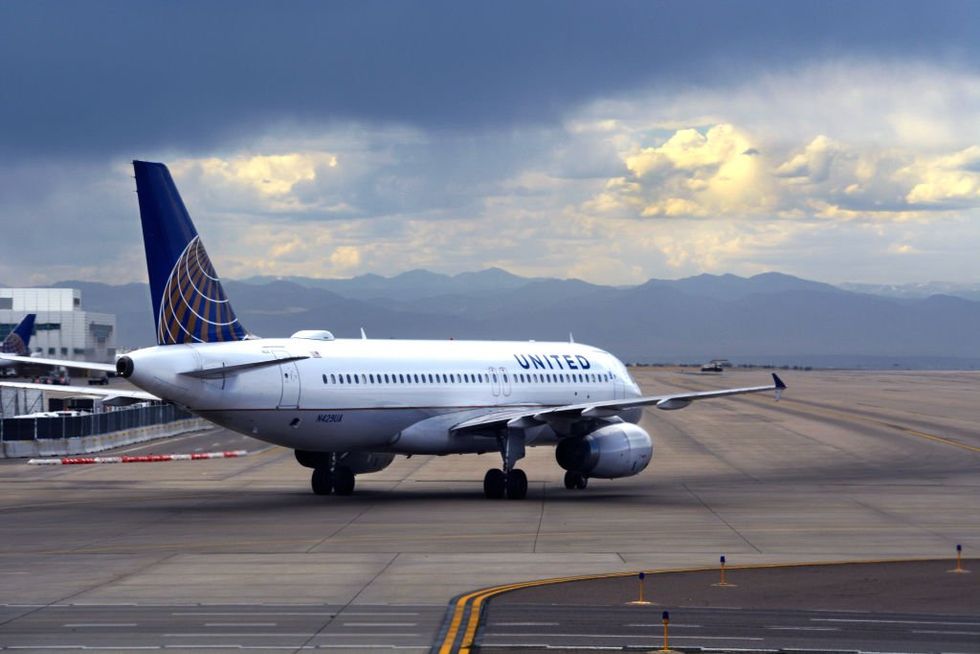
top-left (2, 313), bottom-right (35, 355)
top-left (133, 161), bottom-right (248, 345)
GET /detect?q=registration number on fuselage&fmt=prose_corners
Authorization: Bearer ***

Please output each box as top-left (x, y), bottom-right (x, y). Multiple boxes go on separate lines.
top-left (316, 413), bottom-right (344, 424)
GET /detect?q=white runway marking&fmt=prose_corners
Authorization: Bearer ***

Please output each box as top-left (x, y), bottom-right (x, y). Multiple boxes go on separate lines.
top-left (341, 622), bottom-right (417, 627)
top-left (164, 633), bottom-right (311, 637)
top-left (172, 611), bottom-right (334, 616)
top-left (487, 632), bottom-right (764, 640)
top-left (62, 623), bottom-right (138, 628)
top-left (204, 622), bottom-right (278, 627)
top-left (627, 623), bottom-right (701, 628)
top-left (767, 625), bottom-right (840, 631)
top-left (340, 611), bottom-right (419, 616)
top-left (913, 629), bottom-right (980, 636)
top-left (813, 618), bottom-right (980, 626)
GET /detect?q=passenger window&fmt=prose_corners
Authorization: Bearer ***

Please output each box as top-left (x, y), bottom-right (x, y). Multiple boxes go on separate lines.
top-left (354, 374), bottom-right (359, 384)
top-left (339, 375), bottom-right (345, 385)
top-left (322, 374), bottom-right (328, 384)
top-left (399, 374), bottom-right (405, 383)
top-left (503, 374), bottom-right (508, 383)
top-left (383, 374), bottom-right (389, 383)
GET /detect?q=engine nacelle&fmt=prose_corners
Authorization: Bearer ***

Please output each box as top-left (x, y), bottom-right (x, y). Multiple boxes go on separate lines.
top-left (294, 449), bottom-right (395, 474)
top-left (555, 423), bottom-right (653, 479)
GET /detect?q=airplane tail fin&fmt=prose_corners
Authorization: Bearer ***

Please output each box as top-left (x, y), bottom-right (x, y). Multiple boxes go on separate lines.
top-left (2, 313), bottom-right (35, 355)
top-left (133, 161), bottom-right (249, 345)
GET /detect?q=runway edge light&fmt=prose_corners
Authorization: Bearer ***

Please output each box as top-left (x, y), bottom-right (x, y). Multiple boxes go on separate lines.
top-left (628, 571), bottom-right (654, 605)
top-left (712, 554), bottom-right (737, 587)
top-left (948, 544), bottom-right (970, 574)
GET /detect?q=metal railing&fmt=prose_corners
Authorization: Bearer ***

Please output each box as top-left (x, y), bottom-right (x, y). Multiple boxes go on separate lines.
top-left (0, 404), bottom-right (195, 442)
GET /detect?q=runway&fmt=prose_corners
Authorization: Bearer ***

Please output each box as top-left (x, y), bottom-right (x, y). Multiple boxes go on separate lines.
top-left (0, 369), bottom-right (977, 652)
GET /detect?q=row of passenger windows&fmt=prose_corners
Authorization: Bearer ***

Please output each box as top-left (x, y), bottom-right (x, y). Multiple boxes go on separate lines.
top-left (322, 371), bottom-right (614, 386)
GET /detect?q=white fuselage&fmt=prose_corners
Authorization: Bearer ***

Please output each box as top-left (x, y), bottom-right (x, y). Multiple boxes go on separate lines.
top-left (123, 335), bottom-right (643, 454)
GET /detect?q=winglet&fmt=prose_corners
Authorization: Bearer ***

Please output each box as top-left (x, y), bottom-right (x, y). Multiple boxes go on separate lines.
top-left (772, 373), bottom-right (786, 400)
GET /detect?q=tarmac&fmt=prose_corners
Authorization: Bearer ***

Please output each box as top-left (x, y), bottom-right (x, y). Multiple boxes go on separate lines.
top-left (0, 368), bottom-right (977, 652)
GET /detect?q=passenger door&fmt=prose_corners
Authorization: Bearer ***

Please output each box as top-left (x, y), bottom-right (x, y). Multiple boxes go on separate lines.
top-left (274, 351), bottom-right (301, 408)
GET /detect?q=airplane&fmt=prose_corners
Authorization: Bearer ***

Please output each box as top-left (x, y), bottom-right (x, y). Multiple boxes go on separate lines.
top-left (0, 161), bottom-right (786, 499)
top-left (0, 313), bottom-right (37, 376)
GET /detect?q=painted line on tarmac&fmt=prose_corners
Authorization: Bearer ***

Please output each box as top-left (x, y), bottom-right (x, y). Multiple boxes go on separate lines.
top-left (430, 557), bottom-right (948, 654)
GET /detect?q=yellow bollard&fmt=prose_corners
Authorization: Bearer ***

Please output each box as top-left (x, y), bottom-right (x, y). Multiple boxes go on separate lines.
top-left (712, 555), bottom-right (737, 587)
top-left (627, 571), bottom-right (654, 605)
top-left (661, 610), bottom-right (670, 652)
top-left (948, 544), bottom-right (971, 574)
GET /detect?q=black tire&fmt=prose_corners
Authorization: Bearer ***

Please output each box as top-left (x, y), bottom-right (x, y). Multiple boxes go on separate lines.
top-left (311, 468), bottom-right (333, 495)
top-left (564, 470), bottom-right (588, 490)
top-left (333, 466), bottom-right (356, 496)
top-left (505, 469), bottom-right (528, 500)
top-left (483, 468), bottom-right (506, 499)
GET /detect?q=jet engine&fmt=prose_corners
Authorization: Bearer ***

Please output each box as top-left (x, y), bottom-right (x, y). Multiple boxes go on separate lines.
top-left (555, 423), bottom-right (653, 479)
top-left (294, 450), bottom-right (395, 474)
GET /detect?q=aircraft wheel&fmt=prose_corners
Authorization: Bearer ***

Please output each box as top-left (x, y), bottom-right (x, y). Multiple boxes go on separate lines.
top-left (505, 469), bottom-right (528, 500)
top-left (483, 468), bottom-right (506, 499)
top-left (333, 466), bottom-right (356, 496)
top-left (311, 467), bottom-right (333, 495)
top-left (564, 470), bottom-right (588, 490)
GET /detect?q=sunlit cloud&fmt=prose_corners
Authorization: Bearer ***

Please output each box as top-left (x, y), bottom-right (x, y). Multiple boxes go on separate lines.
top-left (2, 59), bottom-right (980, 287)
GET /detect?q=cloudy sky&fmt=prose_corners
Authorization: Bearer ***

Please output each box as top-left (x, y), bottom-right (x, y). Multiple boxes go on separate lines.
top-left (2, 0), bottom-right (979, 286)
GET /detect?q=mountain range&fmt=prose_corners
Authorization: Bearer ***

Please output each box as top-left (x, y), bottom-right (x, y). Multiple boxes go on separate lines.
top-left (51, 270), bottom-right (980, 369)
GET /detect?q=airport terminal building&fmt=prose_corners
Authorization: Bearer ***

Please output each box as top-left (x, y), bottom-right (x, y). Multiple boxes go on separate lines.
top-left (0, 288), bottom-right (116, 363)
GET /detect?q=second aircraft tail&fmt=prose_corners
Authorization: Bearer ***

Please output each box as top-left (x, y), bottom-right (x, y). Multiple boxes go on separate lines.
top-left (1, 313), bottom-right (36, 355)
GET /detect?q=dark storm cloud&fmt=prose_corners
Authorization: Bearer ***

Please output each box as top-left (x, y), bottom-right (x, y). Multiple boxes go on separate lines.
top-left (1, 0), bottom-right (976, 158)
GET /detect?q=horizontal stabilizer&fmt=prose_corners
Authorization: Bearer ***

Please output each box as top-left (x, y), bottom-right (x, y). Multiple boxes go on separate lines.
top-left (0, 381), bottom-right (159, 403)
top-left (179, 355), bottom-right (309, 379)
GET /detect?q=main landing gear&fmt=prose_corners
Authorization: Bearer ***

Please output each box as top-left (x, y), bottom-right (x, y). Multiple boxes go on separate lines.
top-left (311, 465), bottom-right (356, 496)
top-left (483, 428), bottom-right (528, 500)
top-left (563, 470), bottom-right (589, 490)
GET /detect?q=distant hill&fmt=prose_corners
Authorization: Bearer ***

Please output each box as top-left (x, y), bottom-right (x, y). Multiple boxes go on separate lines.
top-left (50, 271), bottom-right (980, 369)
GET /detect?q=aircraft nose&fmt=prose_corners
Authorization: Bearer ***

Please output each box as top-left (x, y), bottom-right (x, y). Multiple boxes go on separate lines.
top-left (116, 356), bottom-right (134, 378)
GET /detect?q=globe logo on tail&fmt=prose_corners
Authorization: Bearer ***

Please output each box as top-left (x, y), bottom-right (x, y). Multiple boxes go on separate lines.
top-left (158, 236), bottom-right (247, 344)
top-left (1, 333), bottom-right (27, 355)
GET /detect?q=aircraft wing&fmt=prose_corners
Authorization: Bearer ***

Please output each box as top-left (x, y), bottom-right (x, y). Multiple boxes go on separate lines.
top-left (0, 353), bottom-right (116, 373)
top-left (0, 381), bottom-right (159, 406)
top-left (451, 373), bottom-right (785, 434)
